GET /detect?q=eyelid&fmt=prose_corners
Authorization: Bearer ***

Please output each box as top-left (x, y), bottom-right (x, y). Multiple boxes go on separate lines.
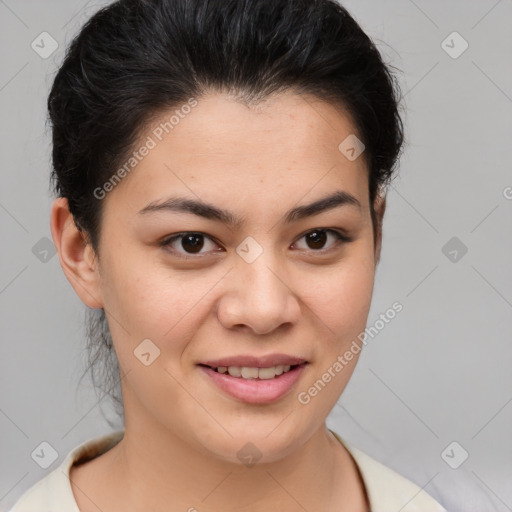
top-left (295, 227), bottom-right (352, 243)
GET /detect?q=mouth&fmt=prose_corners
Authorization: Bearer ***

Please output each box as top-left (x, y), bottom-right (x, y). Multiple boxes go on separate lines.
top-left (197, 356), bottom-right (308, 404)
top-left (198, 362), bottom-right (305, 380)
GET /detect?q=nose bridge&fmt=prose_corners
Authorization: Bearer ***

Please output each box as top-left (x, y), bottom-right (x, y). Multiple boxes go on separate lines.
top-left (217, 235), bottom-right (300, 334)
top-left (242, 251), bottom-right (286, 306)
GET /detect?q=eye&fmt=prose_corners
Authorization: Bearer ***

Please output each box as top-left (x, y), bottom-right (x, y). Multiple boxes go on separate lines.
top-left (160, 232), bottom-right (223, 258)
top-left (292, 228), bottom-right (351, 253)
top-left (160, 228), bottom-right (351, 260)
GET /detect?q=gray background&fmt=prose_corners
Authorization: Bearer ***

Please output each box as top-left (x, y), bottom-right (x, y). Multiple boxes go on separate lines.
top-left (1, 1), bottom-right (511, 510)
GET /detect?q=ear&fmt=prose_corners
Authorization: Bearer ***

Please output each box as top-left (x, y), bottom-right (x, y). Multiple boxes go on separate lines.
top-left (373, 193), bottom-right (386, 266)
top-left (50, 197), bottom-right (104, 309)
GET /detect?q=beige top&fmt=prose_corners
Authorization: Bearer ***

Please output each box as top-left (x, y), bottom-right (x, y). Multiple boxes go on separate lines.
top-left (9, 429), bottom-right (446, 511)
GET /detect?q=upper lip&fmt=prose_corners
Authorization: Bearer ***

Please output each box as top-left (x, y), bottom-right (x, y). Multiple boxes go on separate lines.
top-left (199, 354), bottom-right (308, 368)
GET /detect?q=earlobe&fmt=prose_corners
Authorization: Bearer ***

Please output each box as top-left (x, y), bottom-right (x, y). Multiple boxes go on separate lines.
top-left (50, 197), bottom-right (104, 309)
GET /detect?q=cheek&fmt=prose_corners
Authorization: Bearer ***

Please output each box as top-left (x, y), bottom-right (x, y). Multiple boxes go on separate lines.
top-left (301, 254), bottom-right (375, 343)
top-left (99, 247), bottom-right (227, 364)
top-left (99, 243), bottom-right (191, 326)
top-left (295, 255), bottom-right (375, 416)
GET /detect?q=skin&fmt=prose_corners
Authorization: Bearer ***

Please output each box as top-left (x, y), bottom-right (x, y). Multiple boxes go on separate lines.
top-left (51, 90), bottom-right (386, 512)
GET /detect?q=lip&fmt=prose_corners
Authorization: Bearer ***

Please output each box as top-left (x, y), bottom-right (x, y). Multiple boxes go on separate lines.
top-left (199, 362), bottom-right (308, 404)
top-left (199, 353), bottom-right (307, 368)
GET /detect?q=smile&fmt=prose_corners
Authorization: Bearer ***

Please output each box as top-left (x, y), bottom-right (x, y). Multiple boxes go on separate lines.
top-left (198, 361), bottom-right (308, 404)
top-left (212, 364), bottom-right (295, 379)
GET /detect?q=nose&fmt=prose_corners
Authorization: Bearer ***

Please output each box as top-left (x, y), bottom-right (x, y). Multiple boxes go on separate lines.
top-left (216, 251), bottom-right (301, 335)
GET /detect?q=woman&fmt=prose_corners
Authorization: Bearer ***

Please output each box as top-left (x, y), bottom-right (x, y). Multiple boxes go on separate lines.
top-left (10, 0), bottom-right (446, 510)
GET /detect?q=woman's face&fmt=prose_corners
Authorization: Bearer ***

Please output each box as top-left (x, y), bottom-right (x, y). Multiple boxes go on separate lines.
top-left (63, 91), bottom-right (384, 463)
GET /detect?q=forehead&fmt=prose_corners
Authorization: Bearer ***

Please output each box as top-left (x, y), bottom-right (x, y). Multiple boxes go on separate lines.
top-left (104, 91), bottom-right (369, 217)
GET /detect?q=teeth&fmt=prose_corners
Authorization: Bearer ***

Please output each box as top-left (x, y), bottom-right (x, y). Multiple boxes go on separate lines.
top-left (258, 367), bottom-right (277, 380)
top-left (216, 365), bottom-right (295, 379)
top-left (227, 366), bottom-right (241, 377)
top-left (241, 367), bottom-right (259, 379)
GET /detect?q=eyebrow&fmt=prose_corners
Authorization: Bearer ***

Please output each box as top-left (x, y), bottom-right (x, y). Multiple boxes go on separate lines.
top-left (137, 190), bottom-right (361, 227)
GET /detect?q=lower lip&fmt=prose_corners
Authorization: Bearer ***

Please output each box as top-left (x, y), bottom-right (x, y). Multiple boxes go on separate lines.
top-left (199, 364), bottom-right (307, 404)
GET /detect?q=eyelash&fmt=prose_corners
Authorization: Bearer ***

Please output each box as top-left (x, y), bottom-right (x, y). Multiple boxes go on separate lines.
top-left (159, 229), bottom-right (352, 260)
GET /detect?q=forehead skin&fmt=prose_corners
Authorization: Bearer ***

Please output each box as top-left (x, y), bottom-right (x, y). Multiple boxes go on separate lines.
top-left (99, 90), bottom-right (371, 250)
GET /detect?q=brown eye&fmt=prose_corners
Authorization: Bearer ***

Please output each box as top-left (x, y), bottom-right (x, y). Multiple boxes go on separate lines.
top-left (180, 233), bottom-right (205, 253)
top-left (293, 228), bottom-right (350, 252)
top-left (160, 232), bottom-right (221, 257)
top-left (305, 230), bottom-right (328, 250)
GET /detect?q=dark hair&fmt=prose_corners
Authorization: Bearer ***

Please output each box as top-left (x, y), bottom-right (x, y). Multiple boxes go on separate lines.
top-left (48, 0), bottom-right (405, 421)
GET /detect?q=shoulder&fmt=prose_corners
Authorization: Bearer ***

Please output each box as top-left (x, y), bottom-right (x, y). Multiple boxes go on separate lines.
top-left (329, 430), bottom-right (447, 512)
top-left (8, 430), bottom-right (124, 512)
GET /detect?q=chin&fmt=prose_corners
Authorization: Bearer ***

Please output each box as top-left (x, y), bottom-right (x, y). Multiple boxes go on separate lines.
top-left (195, 420), bottom-right (312, 466)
